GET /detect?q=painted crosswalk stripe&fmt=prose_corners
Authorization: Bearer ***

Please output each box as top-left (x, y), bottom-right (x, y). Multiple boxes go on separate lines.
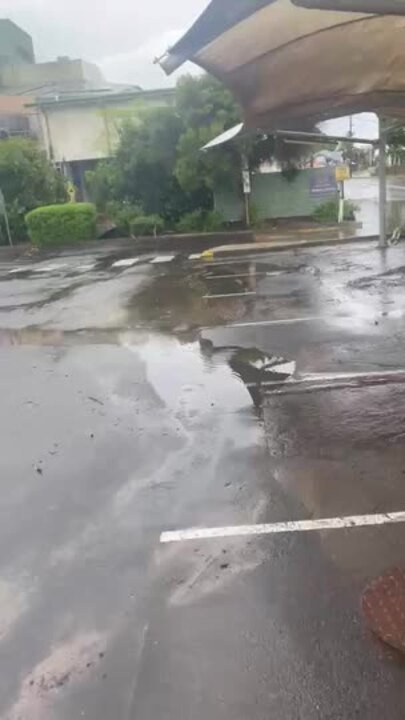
top-left (150, 255), bottom-right (176, 264)
top-left (160, 511), bottom-right (405, 543)
top-left (111, 257), bottom-right (139, 268)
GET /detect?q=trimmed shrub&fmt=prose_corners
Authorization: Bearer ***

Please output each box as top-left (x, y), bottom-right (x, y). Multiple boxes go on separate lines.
top-left (25, 203), bottom-right (96, 246)
top-left (130, 215), bottom-right (164, 237)
top-left (176, 209), bottom-right (223, 233)
top-left (312, 199), bottom-right (358, 223)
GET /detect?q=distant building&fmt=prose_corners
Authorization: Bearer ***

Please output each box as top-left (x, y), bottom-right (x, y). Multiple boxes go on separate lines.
top-left (0, 19), bottom-right (175, 196)
top-left (0, 19), bottom-right (35, 66)
top-left (30, 87), bottom-right (175, 195)
top-left (0, 56), bottom-right (105, 95)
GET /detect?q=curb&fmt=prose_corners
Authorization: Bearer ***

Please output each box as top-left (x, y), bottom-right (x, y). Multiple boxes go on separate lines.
top-left (200, 234), bottom-right (379, 259)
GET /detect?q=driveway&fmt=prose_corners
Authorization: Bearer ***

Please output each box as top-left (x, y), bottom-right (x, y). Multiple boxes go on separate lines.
top-left (1, 241), bottom-right (405, 719)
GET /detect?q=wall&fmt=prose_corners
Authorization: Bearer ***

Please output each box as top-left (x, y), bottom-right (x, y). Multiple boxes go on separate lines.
top-left (215, 169), bottom-right (338, 221)
top-left (0, 58), bottom-right (104, 91)
top-left (0, 95), bottom-right (42, 138)
top-left (0, 20), bottom-right (34, 66)
top-left (39, 90), bottom-right (175, 163)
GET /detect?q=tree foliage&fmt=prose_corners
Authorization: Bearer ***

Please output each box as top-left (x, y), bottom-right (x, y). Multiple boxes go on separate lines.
top-left (86, 73), bottom-right (316, 228)
top-left (0, 138), bottom-right (66, 242)
top-left (175, 74), bottom-right (242, 193)
top-left (387, 125), bottom-right (405, 165)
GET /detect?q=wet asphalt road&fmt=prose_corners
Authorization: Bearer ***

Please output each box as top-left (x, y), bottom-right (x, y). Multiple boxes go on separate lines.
top-left (2, 242), bottom-right (405, 718)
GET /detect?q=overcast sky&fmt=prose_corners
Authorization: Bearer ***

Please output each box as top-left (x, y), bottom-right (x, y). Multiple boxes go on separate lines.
top-left (0, 0), bottom-right (378, 137)
top-left (0, 0), bottom-right (207, 87)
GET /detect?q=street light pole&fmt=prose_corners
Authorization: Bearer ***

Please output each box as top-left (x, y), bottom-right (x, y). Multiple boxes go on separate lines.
top-left (378, 116), bottom-right (387, 248)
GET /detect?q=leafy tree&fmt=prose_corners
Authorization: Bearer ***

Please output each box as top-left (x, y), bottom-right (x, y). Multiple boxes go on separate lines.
top-left (0, 138), bottom-right (66, 242)
top-left (85, 161), bottom-right (119, 211)
top-left (114, 109), bottom-right (184, 218)
top-left (87, 73), bottom-right (317, 228)
top-left (386, 126), bottom-right (405, 166)
top-left (175, 75), bottom-right (317, 193)
top-left (88, 107), bottom-right (211, 224)
top-left (175, 74), bottom-right (242, 193)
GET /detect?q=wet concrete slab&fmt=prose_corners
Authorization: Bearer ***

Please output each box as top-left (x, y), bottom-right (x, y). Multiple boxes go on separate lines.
top-left (1, 241), bottom-right (405, 718)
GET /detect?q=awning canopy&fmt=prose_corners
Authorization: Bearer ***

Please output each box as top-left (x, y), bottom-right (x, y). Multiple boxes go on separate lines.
top-left (160, 0), bottom-right (405, 129)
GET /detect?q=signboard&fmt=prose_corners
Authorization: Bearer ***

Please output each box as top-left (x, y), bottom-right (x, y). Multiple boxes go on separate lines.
top-left (242, 169), bottom-right (251, 194)
top-left (66, 181), bottom-right (77, 203)
top-left (335, 164), bottom-right (350, 183)
top-left (309, 167), bottom-right (337, 198)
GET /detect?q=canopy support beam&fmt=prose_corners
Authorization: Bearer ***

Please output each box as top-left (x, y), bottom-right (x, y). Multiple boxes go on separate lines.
top-left (378, 117), bottom-right (387, 248)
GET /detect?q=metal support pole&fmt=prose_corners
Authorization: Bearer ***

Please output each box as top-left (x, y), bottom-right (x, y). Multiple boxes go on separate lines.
top-left (244, 192), bottom-right (250, 227)
top-left (378, 116), bottom-right (387, 248)
top-left (241, 151), bottom-right (251, 228)
top-left (4, 207), bottom-right (12, 247)
top-left (338, 180), bottom-right (345, 223)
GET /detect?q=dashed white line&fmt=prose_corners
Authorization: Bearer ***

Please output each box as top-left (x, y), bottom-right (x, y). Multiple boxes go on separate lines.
top-left (203, 291), bottom-right (257, 300)
top-left (150, 255), bottom-right (176, 264)
top-left (227, 316), bottom-right (323, 329)
top-left (301, 368), bottom-right (405, 382)
top-left (112, 258), bottom-right (139, 268)
top-left (205, 272), bottom-right (267, 280)
top-left (160, 511), bottom-right (405, 543)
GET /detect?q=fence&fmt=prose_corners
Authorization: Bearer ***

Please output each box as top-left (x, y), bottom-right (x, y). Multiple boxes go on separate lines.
top-left (214, 167), bottom-right (338, 222)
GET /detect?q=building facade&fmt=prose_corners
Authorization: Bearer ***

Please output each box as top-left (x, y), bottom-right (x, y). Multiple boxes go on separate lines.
top-left (0, 19), bottom-right (175, 196)
top-left (32, 87), bottom-right (175, 195)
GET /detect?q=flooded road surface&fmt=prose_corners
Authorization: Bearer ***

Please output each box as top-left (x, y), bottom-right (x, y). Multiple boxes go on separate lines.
top-left (347, 174), bottom-right (405, 236)
top-left (2, 241), bottom-right (405, 718)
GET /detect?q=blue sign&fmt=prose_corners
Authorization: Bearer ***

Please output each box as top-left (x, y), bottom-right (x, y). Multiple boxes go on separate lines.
top-left (309, 168), bottom-right (337, 198)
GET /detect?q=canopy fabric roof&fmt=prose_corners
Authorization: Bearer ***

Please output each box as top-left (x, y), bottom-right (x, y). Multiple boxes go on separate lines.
top-left (161, 0), bottom-right (405, 128)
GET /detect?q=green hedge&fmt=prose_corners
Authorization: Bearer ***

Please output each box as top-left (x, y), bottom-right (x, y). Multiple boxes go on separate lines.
top-left (25, 203), bottom-right (97, 246)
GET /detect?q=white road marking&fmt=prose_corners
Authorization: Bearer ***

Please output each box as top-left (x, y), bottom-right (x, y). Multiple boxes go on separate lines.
top-left (75, 263), bottom-right (96, 272)
top-left (205, 272), bottom-right (267, 280)
top-left (302, 368), bottom-right (405, 382)
top-left (203, 291), bottom-right (257, 300)
top-left (32, 264), bottom-right (67, 273)
top-left (8, 267), bottom-right (26, 274)
top-left (112, 257), bottom-right (139, 268)
top-left (227, 316), bottom-right (323, 329)
top-left (268, 360), bottom-right (296, 375)
top-left (261, 368), bottom-right (405, 395)
top-left (189, 253), bottom-right (201, 260)
top-left (160, 511), bottom-right (405, 543)
top-left (150, 255), bottom-right (176, 264)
